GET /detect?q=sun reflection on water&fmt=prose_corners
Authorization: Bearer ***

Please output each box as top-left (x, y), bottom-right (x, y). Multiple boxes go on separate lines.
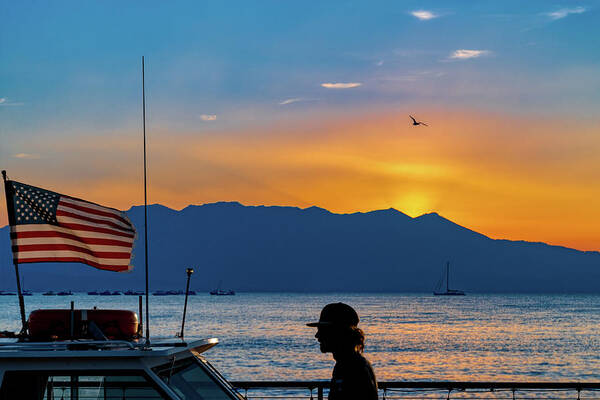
top-left (2, 293), bottom-right (600, 381)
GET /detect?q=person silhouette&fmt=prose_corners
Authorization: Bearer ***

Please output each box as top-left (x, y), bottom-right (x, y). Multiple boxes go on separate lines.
top-left (307, 303), bottom-right (378, 400)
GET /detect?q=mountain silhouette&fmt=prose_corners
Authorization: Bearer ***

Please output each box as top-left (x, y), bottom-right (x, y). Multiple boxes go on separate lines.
top-left (1, 202), bottom-right (599, 293)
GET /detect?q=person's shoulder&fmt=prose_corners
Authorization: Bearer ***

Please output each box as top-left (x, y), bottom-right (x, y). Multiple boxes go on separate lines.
top-left (353, 352), bottom-right (373, 366)
top-left (350, 353), bottom-right (376, 374)
top-left (350, 353), bottom-right (378, 394)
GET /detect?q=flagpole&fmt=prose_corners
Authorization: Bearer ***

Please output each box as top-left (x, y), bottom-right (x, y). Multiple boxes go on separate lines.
top-left (2, 170), bottom-right (27, 335)
top-left (142, 56), bottom-right (150, 345)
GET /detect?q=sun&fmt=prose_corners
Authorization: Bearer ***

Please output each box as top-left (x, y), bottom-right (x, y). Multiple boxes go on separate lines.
top-left (396, 192), bottom-right (433, 217)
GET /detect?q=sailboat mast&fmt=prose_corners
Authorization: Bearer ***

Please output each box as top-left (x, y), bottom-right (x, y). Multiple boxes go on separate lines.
top-left (446, 261), bottom-right (449, 292)
top-left (142, 56), bottom-right (150, 344)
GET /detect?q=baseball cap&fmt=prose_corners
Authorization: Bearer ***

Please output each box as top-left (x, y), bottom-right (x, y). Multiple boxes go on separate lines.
top-left (306, 302), bottom-right (359, 327)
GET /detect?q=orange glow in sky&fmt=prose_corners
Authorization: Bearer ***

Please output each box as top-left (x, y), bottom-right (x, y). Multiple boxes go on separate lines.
top-left (2, 108), bottom-right (599, 251)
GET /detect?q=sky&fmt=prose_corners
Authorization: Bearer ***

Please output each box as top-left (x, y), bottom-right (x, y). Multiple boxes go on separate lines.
top-left (1, 1), bottom-right (599, 251)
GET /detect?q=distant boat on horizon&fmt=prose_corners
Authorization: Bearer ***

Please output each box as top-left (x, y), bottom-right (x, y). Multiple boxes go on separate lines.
top-left (210, 281), bottom-right (235, 296)
top-left (124, 290), bottom-right (144, 296)
top-left (42, 291), bottom-right (56, 296)
top-left (152, 290), bottom-right (185, 295)
top-left (21, 276), bottom-right (32, 296)
top-left (433, 261), bottom-right (465, 296)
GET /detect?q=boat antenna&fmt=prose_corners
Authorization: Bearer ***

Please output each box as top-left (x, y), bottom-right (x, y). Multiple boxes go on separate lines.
top-left (2, 170), bottom-right (27, 335)
top-left (142, 56), bottom-right (150, 345)
top-left (178, 267), bottom-right (194, 340)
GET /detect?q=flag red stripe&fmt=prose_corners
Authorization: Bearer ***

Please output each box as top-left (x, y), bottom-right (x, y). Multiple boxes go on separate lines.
top-left (59, 222), bottom-right (135, 239)
top-left (14, 244), bottom-right (132, 259)
top-left (15, 257), bottom-right (130, 272)
top-left (11, 231), bottom-right (133, 247)
top-left (57, 203), bottom-right (132, 230)
top-left (56, 209), bottom-right (134, 233)
top-left (59, 198), bottom-right (133, 227)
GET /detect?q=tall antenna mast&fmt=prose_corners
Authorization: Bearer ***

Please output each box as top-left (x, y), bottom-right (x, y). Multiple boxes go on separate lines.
top-left (142, 56), bottom-right (150, 344)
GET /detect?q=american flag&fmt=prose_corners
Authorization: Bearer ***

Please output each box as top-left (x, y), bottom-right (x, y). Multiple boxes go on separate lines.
top-left (5, 180), bottom-right (136, 272)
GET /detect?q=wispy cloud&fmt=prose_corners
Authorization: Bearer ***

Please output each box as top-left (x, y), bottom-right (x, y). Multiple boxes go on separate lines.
top-left (0, 97), bottom-right (24, 106)
top-left (279, 98), bottom-right (304, 105)
top-left (410, 10), bottom-right (438, 20)
top-left (199, 114), bottom-right (217, 121)
top-left (545, 6), bottom-right (586, 20)
top-left (449, 49), bottom-right (490, 60)
top-left (321, 82), bottom-right (362, 89)
top-left (376, 60), bottom-right (384, 67)
top-left (13, 153), bottom-right (40, 159)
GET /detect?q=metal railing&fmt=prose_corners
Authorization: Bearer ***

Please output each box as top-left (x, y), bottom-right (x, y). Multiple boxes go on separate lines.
top-left (231, 381), bottom-right (600, 400)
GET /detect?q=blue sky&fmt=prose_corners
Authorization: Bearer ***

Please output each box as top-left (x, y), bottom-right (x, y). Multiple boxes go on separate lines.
top-left (2, 0), bottom-right (598, 135)
top-left (2, 1), bottom-right (600, 249)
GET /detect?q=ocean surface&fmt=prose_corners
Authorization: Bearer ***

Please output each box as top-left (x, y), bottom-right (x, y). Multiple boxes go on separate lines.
top-left (2, 293), bottom-right (600, 383)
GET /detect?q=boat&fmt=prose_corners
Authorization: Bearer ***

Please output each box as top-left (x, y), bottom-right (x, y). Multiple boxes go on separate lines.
top-left (21, 276), bottom-right (32, 296)
top-left (124, 290), bottom-right (145, 295)
top-left (0, 309), bottom-right (242, 399)
top-left (210, 281), bottom-right (235, 296)
top-left (57, 291), bottom-right (73, 296)
top-left (42, 291), bottom-right (56, 296)
top-left (210, 289), bottom-right (235, 296)
top-left (433, 261), bottom-right (465, 296)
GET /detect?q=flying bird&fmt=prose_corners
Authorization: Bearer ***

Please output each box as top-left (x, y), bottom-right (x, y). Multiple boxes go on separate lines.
top-left (410, 115), bottom-right (428, 127)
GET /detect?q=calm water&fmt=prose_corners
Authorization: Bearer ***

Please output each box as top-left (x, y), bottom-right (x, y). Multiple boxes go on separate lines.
top-left (2, 293), bottom-right (600, 382)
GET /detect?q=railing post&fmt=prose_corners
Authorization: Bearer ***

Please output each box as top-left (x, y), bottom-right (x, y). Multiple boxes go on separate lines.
top-left (317, 386), bottom-right (323, 400)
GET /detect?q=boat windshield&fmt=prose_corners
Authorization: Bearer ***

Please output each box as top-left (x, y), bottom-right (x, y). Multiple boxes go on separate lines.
top-left (152, 355), bottom-right (239, 400)
top-left (0, 371), bottom-right (166, 399)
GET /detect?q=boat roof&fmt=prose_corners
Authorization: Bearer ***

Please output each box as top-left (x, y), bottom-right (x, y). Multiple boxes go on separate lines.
top-left (0, 337), bottom-right (218, 359)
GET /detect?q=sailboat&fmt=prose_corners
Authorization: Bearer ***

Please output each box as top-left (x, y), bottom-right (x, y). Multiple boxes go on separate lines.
top-left (210, 281), bottom-right (235, 296)
top-left (433, 261), bottom-right (465, 296)
top-left (21, 275), bottom-right (32, 296)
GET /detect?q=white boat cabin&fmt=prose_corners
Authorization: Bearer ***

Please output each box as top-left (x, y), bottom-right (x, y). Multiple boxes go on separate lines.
top-left (0, 338), bottom-right (243, 399)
